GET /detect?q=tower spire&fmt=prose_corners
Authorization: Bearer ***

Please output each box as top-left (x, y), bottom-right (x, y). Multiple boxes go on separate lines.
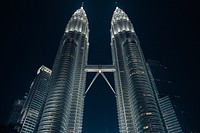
top-left (81, 2), bottom-right (84, 8)
top-left (115, 1), bottom-right (118, 6)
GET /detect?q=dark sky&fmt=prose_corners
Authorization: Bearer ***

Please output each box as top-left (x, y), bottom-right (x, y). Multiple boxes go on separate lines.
top-left (1, 0), bottom-right (200, 132)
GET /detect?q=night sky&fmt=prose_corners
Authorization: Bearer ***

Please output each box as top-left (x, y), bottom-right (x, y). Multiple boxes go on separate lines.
top-left (1, 0), bottom-right (200, 132)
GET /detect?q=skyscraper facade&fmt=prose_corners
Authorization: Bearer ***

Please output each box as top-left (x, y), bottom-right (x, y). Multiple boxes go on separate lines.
top-left (37, 7), bottom-right (89, 133)
top-left (6, 6), bottom-right (182, 133)
top-left (110, 7), bottom-right (166, 132)
top-left (19, 66), bottom-right (51, 133)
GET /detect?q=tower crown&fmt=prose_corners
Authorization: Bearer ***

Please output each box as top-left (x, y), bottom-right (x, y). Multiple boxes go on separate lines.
top-left (71, 7), bottom-right (88, 23)
top-left (111, 7), bottom-right (129, 25)
top-left (111, 7), bottom-right (134, 38)
top-left (65, 7), bottom-right (89, 40)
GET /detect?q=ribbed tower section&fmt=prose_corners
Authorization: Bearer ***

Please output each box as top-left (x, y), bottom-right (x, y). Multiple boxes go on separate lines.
top-left (37, 7), bottom-right (89, 133)
top-left (111, 7), bottom-right (166, 132)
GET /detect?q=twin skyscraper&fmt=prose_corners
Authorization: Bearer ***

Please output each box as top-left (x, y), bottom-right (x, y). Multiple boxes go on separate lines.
top-left (12, 6), bottom-right (182, 133)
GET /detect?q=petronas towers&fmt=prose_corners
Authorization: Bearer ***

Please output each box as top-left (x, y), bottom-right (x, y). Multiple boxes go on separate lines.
top-left (15, 6), bottom-right (182, 133)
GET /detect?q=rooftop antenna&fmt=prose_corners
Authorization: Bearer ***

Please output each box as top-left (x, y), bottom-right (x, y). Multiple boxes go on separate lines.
top-left (81, 2), bottom-right (84, 8)
top-left (115, 1), bottom-right (118, 7)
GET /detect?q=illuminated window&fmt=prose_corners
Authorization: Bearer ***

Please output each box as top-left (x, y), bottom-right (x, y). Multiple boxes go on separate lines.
top-left (143, 126), bottom-right (149, 129)
top-left (146, 112), bottom-right (152, 115)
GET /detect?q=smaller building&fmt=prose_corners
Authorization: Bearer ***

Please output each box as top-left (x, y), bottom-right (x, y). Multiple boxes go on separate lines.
top-left (147, 59), bottom-right (183, 132)
top-left (6, 99), bottom-right (25, 132)
top-left (159, 96), bottom-right (182, 132)
top-left (19, 65), bottom-right (51, 133)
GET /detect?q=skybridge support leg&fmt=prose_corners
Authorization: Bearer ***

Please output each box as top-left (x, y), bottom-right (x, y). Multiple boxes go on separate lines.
top-left (85, 66), bottom-right (116, 95)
